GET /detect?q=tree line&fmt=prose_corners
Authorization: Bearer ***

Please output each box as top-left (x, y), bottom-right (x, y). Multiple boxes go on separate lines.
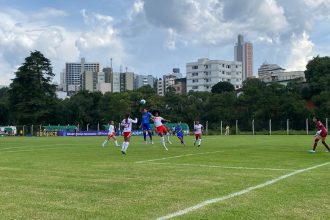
top-left (0, 51), bottom-right (329, 131)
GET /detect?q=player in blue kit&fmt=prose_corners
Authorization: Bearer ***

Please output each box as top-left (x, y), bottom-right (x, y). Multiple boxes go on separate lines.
top-left (140, 108), bottom-right (154, 144)
top-left (175, 122), bottom-right (185, 146)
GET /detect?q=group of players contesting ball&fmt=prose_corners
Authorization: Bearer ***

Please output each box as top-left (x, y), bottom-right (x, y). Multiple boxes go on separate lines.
top-left (102, 107), bottom-right (203, 155)
top-left (102, 105), bottom-right (329, 155)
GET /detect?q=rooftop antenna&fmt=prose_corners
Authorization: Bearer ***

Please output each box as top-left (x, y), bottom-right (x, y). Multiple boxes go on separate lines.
top-left (126, 67), bottom-right (128, 73)
top-left (110, 58), bottom-right (113, 69)
top-left (120, 65), bottom-right (122, 73)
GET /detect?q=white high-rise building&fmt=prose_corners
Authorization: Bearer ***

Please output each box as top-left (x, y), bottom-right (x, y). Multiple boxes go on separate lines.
top-left (186, 58), bottom-right (243, 92)
top-left (65, 58), bottom-right (100, 95)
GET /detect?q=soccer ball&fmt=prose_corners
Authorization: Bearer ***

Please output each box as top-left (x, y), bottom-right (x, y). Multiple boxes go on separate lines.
top-left (140, 99), bottom-right (146, 105)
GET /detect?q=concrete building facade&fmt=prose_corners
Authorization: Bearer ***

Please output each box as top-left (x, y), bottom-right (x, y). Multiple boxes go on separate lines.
top-left (234, 35), bottom-right (253, 80)
top-left (65, 58), bottom-right (99, 95)
top-left (186, 58), bottom-right (243, 92)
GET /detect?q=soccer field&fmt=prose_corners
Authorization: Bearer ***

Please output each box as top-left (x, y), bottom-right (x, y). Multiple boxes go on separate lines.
top-left (0, 135), bottom-right (329, 219)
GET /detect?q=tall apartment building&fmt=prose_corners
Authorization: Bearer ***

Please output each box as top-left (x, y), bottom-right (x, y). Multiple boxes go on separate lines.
top-left (163, 74), bottom-right (177, 91)
top-left (120, 72), bottom-right (134, 92)
top-left (135, 74), bottom-right (157, 89)
top-left (82, 71), bottom-right (111, 93)
top-left (112, 72), bottom-right (120, 93)
top-left (65, 58), bottom-right (99, 95)
top-left (157, 78), bottom-right (165, 96)
top-left (186, 58), bottom-right (243, 92)
top-left (173, 78), bottom-right (187, 95)
top-left (234, 35), bottom-right (253, 80)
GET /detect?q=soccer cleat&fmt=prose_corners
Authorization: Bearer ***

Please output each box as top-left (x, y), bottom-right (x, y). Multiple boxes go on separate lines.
top-left (121, 150), bottom-right (126, 155)
top-left (102, 143), bottom-right (105, 147)
top-left (144, 141), bottom-right (147, 144)
top-left (115, 145), bottom-right (120, 147)
top-left (151, 141), bottom-right (154, 144)
top-left (198, 145), bottom-right (200, 147)
top-left (308, 150), bottom-right (316, 153)
top-left (194, 141), bottom-right (196, 146)
top-left (168, 141), bottom-right (172, 144)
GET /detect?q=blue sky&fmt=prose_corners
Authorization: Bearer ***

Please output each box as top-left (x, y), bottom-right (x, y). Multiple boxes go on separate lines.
top-left (0, 0), bottom-right (330, 85)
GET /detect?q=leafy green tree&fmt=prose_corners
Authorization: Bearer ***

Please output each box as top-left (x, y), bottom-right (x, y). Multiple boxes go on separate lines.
top-left (211, 81), bottom-right (235, 94)
top-left (305, 56), bottom-right (330, 95)
top-left (0, 87), bottom-right (10, 124)
top-left (8, 51), bottom-right (57, 124)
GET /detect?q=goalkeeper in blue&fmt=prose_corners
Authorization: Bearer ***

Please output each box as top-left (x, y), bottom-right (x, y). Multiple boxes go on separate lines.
top-left (174, 122), bottom-right (185, 146)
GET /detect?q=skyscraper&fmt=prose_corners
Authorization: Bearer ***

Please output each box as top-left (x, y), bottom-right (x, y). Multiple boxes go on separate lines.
top-left (234, 35), bottom-right (253, 81)
top-left (65, 58), bottom-right (99, 95)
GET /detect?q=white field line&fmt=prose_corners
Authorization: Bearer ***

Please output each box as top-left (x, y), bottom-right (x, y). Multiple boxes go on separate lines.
top-left (0, 143), bottom-right (83, 151)
top-left (2, 147), bottom-right (60, 153)
top-left (143, 162), bottom-right (295, 171)
top-left (135, 151), bottom-right (224, 164)
top-left (156, 162), bottom-right (330, 220)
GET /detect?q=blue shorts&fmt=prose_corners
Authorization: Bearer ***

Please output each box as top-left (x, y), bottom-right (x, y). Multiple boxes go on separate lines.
top-left (176, 132), bottom-right (184, 138)
top-left (142, 123), bottom-right (151, 131)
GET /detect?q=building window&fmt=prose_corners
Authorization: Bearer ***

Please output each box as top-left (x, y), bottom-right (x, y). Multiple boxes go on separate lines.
top-left (204, 65), bottom-right (209, 69)
top-left (192, 65), bottom-right (198, 69)
top-left (192, 86), bottom-right (198, 89)
top-left (192, 79), bottom-right (199, 83)
top-left (192, 72), bottom-right (198, 76)
top-left (222, 71), bottom-right (225, 74)
top-left (205, 78), bottom-right (211, 82)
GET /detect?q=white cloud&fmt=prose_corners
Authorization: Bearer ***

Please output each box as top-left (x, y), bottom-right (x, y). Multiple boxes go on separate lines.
top-left (32, 7), bottom-right (69, 20)
top-left (0, 7), bottom-right (126, 85)
top-left (164, 28), bottom-right (177, 50)
top-left (76, 9), bottom-right (125, 67)
top-left (286, 32), bottom-right (314, 71)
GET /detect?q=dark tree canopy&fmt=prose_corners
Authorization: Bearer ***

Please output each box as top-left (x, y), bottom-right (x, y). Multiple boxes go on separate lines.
top-left (305, 56), bottom-right (330, 96)
top-left (211, 81), bottom-right (235, 94)
top-left (8, 50), bottom-right (57, 124)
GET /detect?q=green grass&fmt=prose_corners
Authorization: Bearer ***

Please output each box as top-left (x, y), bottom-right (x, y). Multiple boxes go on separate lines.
top-left (0, 135), bottom-right (329, 220)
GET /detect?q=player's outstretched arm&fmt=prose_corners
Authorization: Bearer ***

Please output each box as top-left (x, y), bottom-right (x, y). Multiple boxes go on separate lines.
top-left (132, 118), bottom-right (138, 123)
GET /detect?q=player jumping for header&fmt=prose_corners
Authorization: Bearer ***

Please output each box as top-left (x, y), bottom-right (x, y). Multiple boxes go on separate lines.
top-left (152, 110), bottom-right (171, 150)
top-left (140, 108), bottom-right (154, 144)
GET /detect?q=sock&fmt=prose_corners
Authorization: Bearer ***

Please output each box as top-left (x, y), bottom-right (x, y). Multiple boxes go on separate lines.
top-left (148, 132), bottom-right (153, 141)
top-left (143, 132), bottom-right (147, 141)
top-left (125, 142), bottom-right (129, 151)
top-left (167, 134), bottom-right (170, 142)
top-left (313, 139), bottom-right (319, 151)
top-left (121, 142), bottom-right (126, 151)
top-left (322, 141), bottom-right (330, 151)
top-left (114, 140), bottom-right (119, 146)
top-left (161, 137), bottom-right (167, 148)
top-left (198, 139), bottom-right (202, 146)
top-left (103, 139), bottom-right (108, 145)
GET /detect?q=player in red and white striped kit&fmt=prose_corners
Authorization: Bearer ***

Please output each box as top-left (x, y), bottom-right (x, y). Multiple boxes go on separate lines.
top-left (120, 113), bottom-right (138, 154)
top-left (194, 121), bottom-right (203, 147)
top-left (152, 111), bottom-right (171, 150)
top-left (310, 117), bottom-right (330, 153)
top-left (102, 121), bottom-right (120, 147)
